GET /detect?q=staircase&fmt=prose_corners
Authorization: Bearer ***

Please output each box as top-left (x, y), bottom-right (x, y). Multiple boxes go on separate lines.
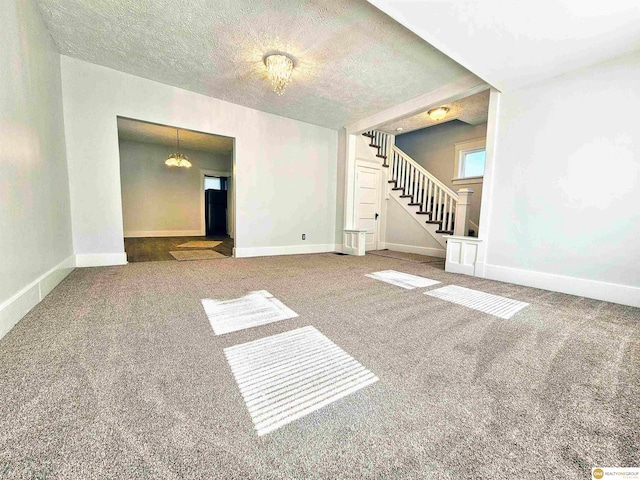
top-left (363, 130), bottom-right (468, 250)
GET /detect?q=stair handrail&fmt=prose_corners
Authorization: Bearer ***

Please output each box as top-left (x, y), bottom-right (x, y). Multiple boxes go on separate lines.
top-left (391, 145), bottom-right (459, 200)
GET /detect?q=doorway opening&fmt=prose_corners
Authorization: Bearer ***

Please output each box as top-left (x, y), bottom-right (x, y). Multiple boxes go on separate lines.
top-left (116, 117), bottom-right (235, 262)
top-left (203, 174), bottom-right (229, 236)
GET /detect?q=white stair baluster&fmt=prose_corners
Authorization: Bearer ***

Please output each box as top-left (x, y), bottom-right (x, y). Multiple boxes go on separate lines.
top-left (448, 197), bottom-right (454, 231)
top-left (442, 192), bottom-right (448, 230)
top-left (409, 165), bottom-right (414, 198)
top-left (422, 178), bottom-right (428, 212)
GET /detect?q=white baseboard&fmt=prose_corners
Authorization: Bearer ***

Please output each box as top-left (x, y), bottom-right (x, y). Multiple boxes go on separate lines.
top-left (381, 242), bottom-right (446, 258)
top-left (0, 255), bottom-right (75, 341)
top-left (75, 253), bottom-right (128, 267)
top-left (124, 230), bottom-right (204, 238)
top-left (482, 263), bottom-right (640, 308)
top-left (234, 244), bottom-right (337, 258)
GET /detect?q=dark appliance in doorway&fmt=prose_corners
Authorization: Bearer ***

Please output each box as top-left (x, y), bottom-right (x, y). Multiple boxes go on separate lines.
top-left (205, 188), bottom-right (227, 236)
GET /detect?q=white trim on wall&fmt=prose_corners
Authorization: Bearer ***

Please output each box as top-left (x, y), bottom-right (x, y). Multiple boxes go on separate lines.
top-left (482, 263), bottom-right (640, 309)
top-left (380, 242), bottom-right (446, 258)
top-left (475, 88), bottom-right (501, 277)
top-left (0, 255), bottom-right (75, 341)
top-left (75, 253), bottom-right (128, 267)
top-left (235, 244), bottom-right (337, 258)
top-left (124, 230), bottom-right (203, 238)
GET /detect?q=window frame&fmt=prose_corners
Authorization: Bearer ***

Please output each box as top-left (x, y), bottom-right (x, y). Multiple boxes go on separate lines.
top-left (453, 138), bottom-right (486, 186)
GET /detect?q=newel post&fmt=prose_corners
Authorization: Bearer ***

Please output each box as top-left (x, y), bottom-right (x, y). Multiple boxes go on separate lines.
top-left (454, 188), bottom-right (474, 236)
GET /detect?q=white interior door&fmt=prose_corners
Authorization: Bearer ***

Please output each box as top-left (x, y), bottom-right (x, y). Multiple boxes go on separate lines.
top-left (356, 162), bottom-right (381, 251)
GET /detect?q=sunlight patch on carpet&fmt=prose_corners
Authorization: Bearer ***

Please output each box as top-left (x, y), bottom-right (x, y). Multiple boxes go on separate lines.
top-left (224, 326), bottom-right (379, 436)
top-left (202, 290), bottom-right (298, 335)
top-left (425, 285), bottom-right (529, 319)
top-left (365, 270), bottom-right (440, 290)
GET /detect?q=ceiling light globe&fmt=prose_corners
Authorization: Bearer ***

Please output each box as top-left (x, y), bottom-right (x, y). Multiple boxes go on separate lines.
top-left (165, 154), bottom-right (179, 167)
top-left (428, 107), bottom-right (449, 121)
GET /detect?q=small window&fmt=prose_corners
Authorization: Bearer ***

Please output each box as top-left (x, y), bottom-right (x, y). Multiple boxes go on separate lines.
top-left (205, 176), bottom-right (227, 190)
top-left (460, 148), bottom-right (486, 178)
top-left (453, 138), bottom-right (486, 185)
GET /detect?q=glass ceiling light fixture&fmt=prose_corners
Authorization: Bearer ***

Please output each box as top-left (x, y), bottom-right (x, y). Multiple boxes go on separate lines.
top-left (165, 128), bottom-right (192, 168)
top-left (428, 106), bottom-right (450, 121)
top-left (264, 53), bottom-right (294, 95)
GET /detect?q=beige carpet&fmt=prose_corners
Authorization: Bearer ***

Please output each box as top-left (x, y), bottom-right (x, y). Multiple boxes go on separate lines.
top-left (176, 240), bottom-right (222, 248)
top-left (0, 253), bottom-right (638, 479)
top-left (169, 249), bottom-right (227, 261)
top-left (368, 249), bottom-right (445, 264)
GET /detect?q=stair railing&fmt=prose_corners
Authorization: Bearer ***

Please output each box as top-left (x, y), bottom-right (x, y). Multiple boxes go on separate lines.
top-left (362, 130), bottom-right (475, 237)
top-left (391, 146), bottom-right (459, 233)
top-left (363, 130), bottom-right (389, 167)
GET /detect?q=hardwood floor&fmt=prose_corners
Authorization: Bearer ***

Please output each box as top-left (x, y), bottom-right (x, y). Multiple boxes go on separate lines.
top-left (124, 235), bottom-right (234, 262)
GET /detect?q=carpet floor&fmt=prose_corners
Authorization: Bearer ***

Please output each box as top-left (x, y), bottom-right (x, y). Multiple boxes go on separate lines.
top-left (0, 253), bottom-right (638, 479)
top-left (368, 249), bottom-right (446, 266)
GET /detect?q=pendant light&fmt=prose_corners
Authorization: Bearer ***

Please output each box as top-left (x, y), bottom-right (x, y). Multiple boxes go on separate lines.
top-left (165, 129), bottom-right (192, 168)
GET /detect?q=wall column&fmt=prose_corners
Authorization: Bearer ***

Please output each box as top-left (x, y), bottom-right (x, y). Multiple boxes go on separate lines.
top-left (454, 188), bottom-right (474, 236)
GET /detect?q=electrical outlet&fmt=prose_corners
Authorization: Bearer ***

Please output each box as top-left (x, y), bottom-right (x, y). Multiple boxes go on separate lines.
top-left (302, 234), bottom-right (306, 240)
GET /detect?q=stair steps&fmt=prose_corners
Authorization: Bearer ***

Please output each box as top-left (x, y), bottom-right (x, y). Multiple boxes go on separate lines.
top-left (362, 129), bottom-right (470, 249)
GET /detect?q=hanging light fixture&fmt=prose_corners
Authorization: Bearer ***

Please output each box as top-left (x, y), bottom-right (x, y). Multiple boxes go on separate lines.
top-left (264, 53), bottom-right (294, 95)
top-left (165, 129), bottom-right (192, 168)
top-left (428, 106), bottom-right (449, 121)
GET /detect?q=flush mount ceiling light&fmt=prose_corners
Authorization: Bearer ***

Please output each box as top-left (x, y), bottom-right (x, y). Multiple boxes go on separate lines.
top-left (396, 127), bottom-right (403, 132)
top-left (428, 106), bottom-right (449, 121)
top-left (165, 129), bottom-right (192, 168)
top-left (264, 54), bottom-right (294, 95)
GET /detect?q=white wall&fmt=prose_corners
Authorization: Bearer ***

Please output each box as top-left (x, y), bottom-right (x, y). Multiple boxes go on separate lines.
top-left (481, 51), bottom-right (640, 306)
top-left (395, 121), bottom-right (487, 231)
top-left (0, 0), bottom-right (74, 340)
top-left (384, 197), bottom-right (444, 256)
top-left (119, 140), bottom-right (231, 237)
top-left (60, 57), bottom-right (339, 263)
top-left (335, 129), bottom-right (347, 245)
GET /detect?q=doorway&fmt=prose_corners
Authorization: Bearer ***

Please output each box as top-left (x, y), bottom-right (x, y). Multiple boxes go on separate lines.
top-left (356, 161), bottom-right (382, 251)
top-left (204, 175), bottom-right (228, 236)
top-left (117, 117), bottom-right (235, 262)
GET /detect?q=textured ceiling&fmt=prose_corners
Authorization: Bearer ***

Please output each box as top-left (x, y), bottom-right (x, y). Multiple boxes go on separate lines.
top-left (377, 90), bottom-right (489, 135)
top-left (117, 117), bottom-right (233, 154)
top-left (35, 0), bottom-right (479, 130)
top-left (369, 0), bottom-right (640, 92)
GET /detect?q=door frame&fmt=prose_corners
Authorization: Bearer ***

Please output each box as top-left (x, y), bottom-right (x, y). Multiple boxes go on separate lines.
top-left (201, 169), bottom-right (233, 237)
top-left (355, 159), bottom-right (383, 251)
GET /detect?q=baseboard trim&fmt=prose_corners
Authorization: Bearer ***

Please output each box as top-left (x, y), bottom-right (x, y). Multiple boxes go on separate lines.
top-left (482, 263), bottom-right (640, 308)
top-left (124, 230), bottom-right (204, 238)
top-left (0, 255), bottom-right (75, 341)
top-left (75, 253), bottom-right (128, 267)
top-left (381, 242), bottom-right (446, 258)
top-left (234, 244), bottom-right (337, 258)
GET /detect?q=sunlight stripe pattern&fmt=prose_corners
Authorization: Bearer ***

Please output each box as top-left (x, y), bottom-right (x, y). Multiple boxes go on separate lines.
top-left (224, 326), bottom-right (379, 436)
top-left (425, 285), bottom-right (529, 319)
top-left (365, 270), bottom-right (441, 290)
top-left (202, 290), bottom-right (298, 335)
